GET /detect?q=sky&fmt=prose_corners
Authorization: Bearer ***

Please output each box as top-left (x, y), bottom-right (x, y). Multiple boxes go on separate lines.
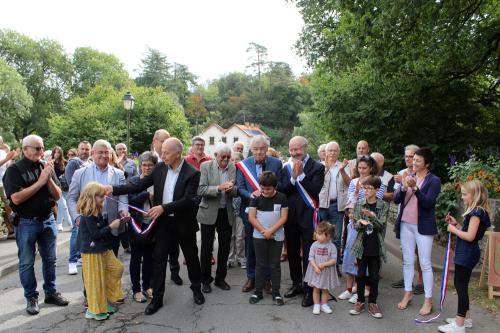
top-left (0, 0), bottom-right (308, 84)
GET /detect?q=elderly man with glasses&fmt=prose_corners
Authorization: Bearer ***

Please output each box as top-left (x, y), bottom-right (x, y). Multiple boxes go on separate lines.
top-left (197, 144), bottom-right (237, 293)
top-left (2, 135), bottom-right (69, 315)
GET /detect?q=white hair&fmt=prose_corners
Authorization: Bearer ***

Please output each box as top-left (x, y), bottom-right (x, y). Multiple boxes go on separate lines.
top-left (317, 144), bottom-right (327, 155)
top-left (115, 143), bottom-right (127, 150)
top-left (290, 136), bottom-right (308, 146)
top-left (250, 135), bottom-right (269, 148)
top-left (405, 144), bottom-right (420, 154)
top-left (326, 141), bottom-right (340, 151)
top-left (214, 143), bottom-right (232, 156)
top-left (22, 134), bottom-right (43, 148)
top-left (165, 137), bottom-right (184, 152)
top-left (92, 139), bottom-right (112, 150)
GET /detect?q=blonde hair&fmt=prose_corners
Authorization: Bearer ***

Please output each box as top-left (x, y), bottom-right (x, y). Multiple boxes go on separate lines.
top-left (462, 180), bottom-right (491, 216)
top-left (76, 182), bottom-right (107, 217)
top-left (315, 221), bottom-right (335, 239)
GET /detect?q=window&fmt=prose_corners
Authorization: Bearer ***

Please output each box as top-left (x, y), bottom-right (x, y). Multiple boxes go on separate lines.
top-left (209, 137), bottom-right (214, 145)
top-left (221, 136), bottom-right (227, 143)
top-left (233, 137), bottom-right (239, 143)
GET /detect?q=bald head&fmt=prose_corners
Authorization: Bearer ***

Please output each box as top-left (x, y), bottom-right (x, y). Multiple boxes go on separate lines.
top-left (356, 140), bottom-right (369, 157)
top-left (161, 137), bottom-right (183, 167)
top-left (371, 152), bottom-right (384, 170)
top-left (153, 129), bottom-right (171, 154)
top-left (289, 136), bottom-right (308, 161)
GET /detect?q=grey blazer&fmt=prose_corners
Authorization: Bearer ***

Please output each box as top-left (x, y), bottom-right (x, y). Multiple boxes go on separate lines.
top-left (67, 163), bottom-right (129, 227)
top-left (197, 160), bottom-right (237, 226)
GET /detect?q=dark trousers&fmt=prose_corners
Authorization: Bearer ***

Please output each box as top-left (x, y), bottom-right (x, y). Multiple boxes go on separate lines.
top-left (151, 218), bottom-right (201, 304)
top-left (454, 264), bottom-right (472, 317)
top-left (356, 255), bottom-right (381, 303)
top-left (130, 241), bottom-right (154, 293)
top-left (200, 208), bottom-right (232, 284)
top-left (168, 239), bottom-right (180, 274)
top-left (285, 222), bottom-right (314, 288)
top-left (243, 213), bottom-right (257, 279)
top-left (110, 235), bottom-right (120, 257)
top-left (254, 238), bottom-right (283, 295)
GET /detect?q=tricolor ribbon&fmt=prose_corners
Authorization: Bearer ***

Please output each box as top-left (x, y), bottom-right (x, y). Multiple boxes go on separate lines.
top-left (105, 196), bottom-right (157, 236)
top-left (415, 231), bottom-right (453, 324)
top-left (285, 161), bottom-right (320, 231)
top-left (236, 160), bottom-right (261, 191)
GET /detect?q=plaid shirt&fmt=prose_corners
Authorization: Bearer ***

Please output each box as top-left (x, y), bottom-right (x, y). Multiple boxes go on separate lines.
top-left (350, 198), bottom-right (389, 262)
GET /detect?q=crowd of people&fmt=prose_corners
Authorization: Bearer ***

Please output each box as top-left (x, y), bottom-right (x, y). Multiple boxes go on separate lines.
top-left (0, 131), bottom-right (492, 333)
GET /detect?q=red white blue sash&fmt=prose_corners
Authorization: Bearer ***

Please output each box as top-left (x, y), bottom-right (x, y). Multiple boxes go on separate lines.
top-left (236, 160), bottom-right (261, 191)
top-left (105, 196), bottom-right (157, 236)
top-left (285, 160), bottom-right (320, 230)
top-left (415, 231), bottom-right (452, 323)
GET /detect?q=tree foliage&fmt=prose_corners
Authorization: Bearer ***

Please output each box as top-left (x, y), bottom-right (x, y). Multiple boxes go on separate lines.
top-left (292, 0), bottom-right (500, 176)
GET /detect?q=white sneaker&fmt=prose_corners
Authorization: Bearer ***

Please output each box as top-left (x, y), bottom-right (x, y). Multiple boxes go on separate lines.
top-left (312, 304), bottom-right (321, 315)
top-left (446, 318), bottom-right (472, 328)
top-left (321, 303), bottom-right (333, 314)
top-left (68, 263), bottom-right (78, 275)
top-left (57, 224), bottom-right (64, 231)
top-left (77, 258), bottom-right (83, 267)
top-left (348, 293), bottom-right (358, 304)
top-left (438, 322), bottom-right (466, 333)
top-left (338, 290), bottom-right (352, 300)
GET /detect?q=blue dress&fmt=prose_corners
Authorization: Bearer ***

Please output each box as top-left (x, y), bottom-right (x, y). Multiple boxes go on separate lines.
top-left (342, 221), bottom-right (358, 275)
top-left (455, 208), bottom-right (491, 269)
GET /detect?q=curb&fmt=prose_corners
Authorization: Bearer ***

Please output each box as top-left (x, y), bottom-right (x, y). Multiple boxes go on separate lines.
top-left (384, 238), bottom-right (481, 276)
top-left (0, 236), bottom-right (71, 278)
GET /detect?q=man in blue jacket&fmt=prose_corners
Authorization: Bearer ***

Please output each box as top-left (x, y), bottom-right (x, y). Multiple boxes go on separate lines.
top-left (236, 135), bottom-right (282, 293)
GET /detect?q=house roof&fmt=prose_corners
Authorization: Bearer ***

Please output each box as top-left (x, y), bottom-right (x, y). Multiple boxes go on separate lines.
top-left (200, 123), bottom-right (268, 138)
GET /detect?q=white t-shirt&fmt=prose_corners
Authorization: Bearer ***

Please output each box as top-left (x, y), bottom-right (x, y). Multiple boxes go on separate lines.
top-left (0, 150), bottom-right (7, 185)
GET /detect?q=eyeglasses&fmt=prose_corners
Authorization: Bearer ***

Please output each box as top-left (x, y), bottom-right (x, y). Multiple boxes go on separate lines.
top-left (405, 155), bottom-right (414, 159)
top-left (363, 186), bottom-right (375, 191)
top-left (219, 155), bottom-right (231, 160)
top-left (27, 146), bottom-right (44, 152)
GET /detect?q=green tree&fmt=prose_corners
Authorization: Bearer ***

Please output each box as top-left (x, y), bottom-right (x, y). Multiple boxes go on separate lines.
top-left (135, 47), bottom-right (171, 88)
top-left (246, 42), bottom-right (268, 82)
top-left (47, 85), bottom-right (190, 152)
top-left (72, 47), bottom-right (131, 96)
top-left (0, 29), bottom-right (73, 140)
top-left (292, 0), bottom-right (500, 176)
top-left (0, 58), bottom-right (32, 137)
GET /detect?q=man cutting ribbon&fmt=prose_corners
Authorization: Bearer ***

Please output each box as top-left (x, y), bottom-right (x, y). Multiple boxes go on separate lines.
top-left (278, 136), bottom-right (325, 307)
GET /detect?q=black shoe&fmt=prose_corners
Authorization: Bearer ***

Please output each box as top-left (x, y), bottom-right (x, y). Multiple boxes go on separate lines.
top-left (391, 279), bottom-right (405, 288)
top-left (202, 283), bottom-right (212, 293)
top-left (26, 297), bottom-right (39, 315)
top-left (284, 285), bottom-right (303, 298)
top-left (193, 289), bottom-right (205, 305)
top-left (171, 273), bottom-right (183, 286)
top-left (301, 292), bottom-right (313, 307)
top-left (273, 293), bottom-right (285, 306)
top-left (44, 292), bottom-right (69, 306)
top-left (249, 293), bottom-right (263, 304)
top-left (414, 284), bottom-right (424, 295)
top-left (214, 280), bottom-right (231, 291)
top-left (145, 301), bottom-right (163, 315)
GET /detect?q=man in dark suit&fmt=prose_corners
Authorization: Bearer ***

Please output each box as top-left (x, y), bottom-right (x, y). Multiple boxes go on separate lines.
top-left (105, 138), bottom-right (204, 315)
top-left (278, 136), bottom-right (325, 307)
top-left (236, 135), bottom-right (282, 293)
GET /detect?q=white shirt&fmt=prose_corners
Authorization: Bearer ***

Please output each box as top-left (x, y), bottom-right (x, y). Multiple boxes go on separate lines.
top-left (162, 159), bottom-right (184, 215)
top-left (328, 161), bottom-right (340, 200)
top-left (0, 150), bottom-right (7, 185)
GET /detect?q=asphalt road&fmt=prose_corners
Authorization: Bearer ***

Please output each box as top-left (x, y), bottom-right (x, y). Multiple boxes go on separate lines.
top-left (0, 239), bottom-right (498, 333)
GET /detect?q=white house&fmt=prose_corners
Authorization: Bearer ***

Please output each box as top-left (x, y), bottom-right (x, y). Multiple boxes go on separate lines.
top-left (199, 123), bottom-right (269, 157)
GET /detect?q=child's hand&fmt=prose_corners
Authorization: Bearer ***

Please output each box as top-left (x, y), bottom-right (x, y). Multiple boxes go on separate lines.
top-left (447, 223), bottom-right (457, 234)
top-left (445, 212), bottom-right (457, 226)
top-left (262, 229), bottom-right (274, 240)
top-left (314, 266), bottom-right (321, 274)
top-left (109, 219), bottom-right (121, 230)
top-left (317, 262), bottom-right (324, 269)
top-left (359, 219), bottom-right (371, 226)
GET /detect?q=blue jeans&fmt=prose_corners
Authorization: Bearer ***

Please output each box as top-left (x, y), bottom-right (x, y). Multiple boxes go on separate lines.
top-left (56, 192), bottom-right (72, 227)
top-left (319, 201), bottom-right (345, 252)
top-left (15, 215), bottom-right (57, 299)
top-left (69, 222), bottom-right (80, 263)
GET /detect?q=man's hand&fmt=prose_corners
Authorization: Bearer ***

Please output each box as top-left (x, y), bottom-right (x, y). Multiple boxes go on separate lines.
top-left (292, 160), bottom-right (303, 179)
top-left (104, 185), bottom-right (113, 196)
top-left (6, 150), bottom-right (18, 161)
top-left (39, 161), bottom-right (54, 184)
top-left (339, 159), bottom-right (349, 171)
top-left (250, 190), bottom-right (261, 198)
top-left (119, 210), bottom-right (129, 218)
top-left (148, 205), bottom-right (164, 220)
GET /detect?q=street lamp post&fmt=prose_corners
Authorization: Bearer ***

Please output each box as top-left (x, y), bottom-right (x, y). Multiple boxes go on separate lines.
top-left (122, 92), bottom-right (135, 151)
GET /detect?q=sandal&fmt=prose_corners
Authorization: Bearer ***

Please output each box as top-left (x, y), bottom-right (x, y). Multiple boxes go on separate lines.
top-left (418, 302), bottom-right (433, 316)
top-left (397, 297), bottom-right (412, 310)
top-left (133, 292), bottom-right (146, 303)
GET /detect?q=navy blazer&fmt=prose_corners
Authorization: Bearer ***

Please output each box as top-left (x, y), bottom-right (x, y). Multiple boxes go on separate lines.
top-left (77, 214), bottom-right (113, 253)
top-left (277, 157), bottom-right (325, 228)
top-left (394, 173), bottom-right (441, 236)
top-left (236, 156), bottom-right (283, 215)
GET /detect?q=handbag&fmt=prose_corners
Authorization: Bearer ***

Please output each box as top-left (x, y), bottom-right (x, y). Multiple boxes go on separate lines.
top-left (394, 190), bottom-right (414, 239)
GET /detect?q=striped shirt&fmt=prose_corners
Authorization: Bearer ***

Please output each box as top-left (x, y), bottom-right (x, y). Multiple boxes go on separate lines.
top-left (347, 178), bottom-right (385, 205)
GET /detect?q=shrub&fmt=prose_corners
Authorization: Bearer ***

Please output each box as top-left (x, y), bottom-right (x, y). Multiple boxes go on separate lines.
top-left (448, 155), bottom-right (500, 199)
